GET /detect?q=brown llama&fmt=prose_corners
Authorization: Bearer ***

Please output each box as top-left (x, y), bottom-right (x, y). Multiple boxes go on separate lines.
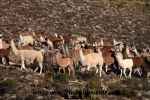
top-left (96, 46), bottom-right (118, 74)
top-left (99, 38), bottom-right (111, 47)
top-left (62, 34), bottom-right (71, 45)
top-left (55, 51), bottom-right (75, 75)
top-left (30, 31), bottom-right (46, 42)
top-left (2, 39), bottom-right (10, 49)
top-left (0, 49), bottom-right (10, 65)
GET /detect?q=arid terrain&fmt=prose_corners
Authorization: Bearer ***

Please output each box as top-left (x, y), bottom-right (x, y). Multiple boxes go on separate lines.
top-left (0, 0), bottom-right (150, 99)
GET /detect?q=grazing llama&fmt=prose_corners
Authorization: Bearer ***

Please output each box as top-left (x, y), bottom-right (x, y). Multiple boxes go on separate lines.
top-left (10, 40), bottom-right (43, 75)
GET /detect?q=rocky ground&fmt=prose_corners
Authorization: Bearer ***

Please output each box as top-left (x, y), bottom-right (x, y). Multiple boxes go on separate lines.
top-left (0, 0), bottom-right (150, 99)
top-left (0, 0), bottom-right (150, 45)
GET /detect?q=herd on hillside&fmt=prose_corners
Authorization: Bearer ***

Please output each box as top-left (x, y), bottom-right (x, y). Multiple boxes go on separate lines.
top-left (0, 30), bottom-right (150, 78)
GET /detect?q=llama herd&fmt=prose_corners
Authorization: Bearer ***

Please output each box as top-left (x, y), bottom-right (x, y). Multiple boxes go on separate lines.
top-left (0, 30), bottom-right (150, 78)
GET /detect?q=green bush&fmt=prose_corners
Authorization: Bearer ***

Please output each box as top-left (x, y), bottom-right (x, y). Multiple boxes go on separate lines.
top-left (0, 79), bottom-right (18, 95)
top-left (108, 82), bottom-right (137, 97)
top-left (77, 71), bottom-right (99, 81)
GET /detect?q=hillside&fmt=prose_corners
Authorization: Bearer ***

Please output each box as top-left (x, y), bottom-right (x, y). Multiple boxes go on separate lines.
top-left (0, 0), bottom-right (150, 45)
top-left (0, 0), bottom-right (150, 99)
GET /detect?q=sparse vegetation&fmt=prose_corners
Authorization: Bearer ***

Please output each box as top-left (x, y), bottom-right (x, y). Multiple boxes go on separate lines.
top-left (0, 79), bottom-right (18, 95)
top-left (0, 0), bottom-right (150, 99)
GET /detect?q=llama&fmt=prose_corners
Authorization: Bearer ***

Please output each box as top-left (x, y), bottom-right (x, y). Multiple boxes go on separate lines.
top-left (10, 40), bottom-right (43, 75)
top-left (62, 34), bottom-right (71, 45)
top-left (43, 50), bottom-right (57, 67)
top-left (76, 36), bottom-right (87, 43)
top-left (2, 40), bottom-right (10, 49)
top-left (114, 52), bottom-right (133, 78)
top-left (45, 38), bottom-right (53, 50)
top-left (59, 44), bottom-right (70, 58)
top-left (18, 31), bottom-right (34, 46)
top-left (0, 49), bottom-right (10, 65)
top-left (131, 46), bottom-right (144, 57)
top-left (96, 47), bottom-right (118, 74)
top-left (68, 49), bottom-right (80, 69)
top-left (75, 47), bottom-right (104, 77)
top-left (0, 34), bottom-right (2, 49)
top-left (75, 45), bottom-right (94, 55)
top-left (125, 46), bottom-right (134, 57)
top-left (55, 51), bottom-right (75, 75)
top-left (45, 35), bottom-right (64, 49)
top-left (17, 40), bottom-right (34, 50)
top-left (111, 37), bottom-right (124, 52)
top-left (99, 38), bottom-right (111, 47)
top-left (143, 55), bottom-right (150, 75)
top-left (30, 31), bottom-right (46, 46)
top-left (123, 48), bottom-right (148, 77)
top-left (89, 37), bottom-right (99, 45)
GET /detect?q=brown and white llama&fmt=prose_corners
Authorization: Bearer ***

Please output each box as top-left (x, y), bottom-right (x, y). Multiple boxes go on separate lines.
top-left (123, 47), bottom-right (148, 77)
top-left (30, 31), bottom-right (46, 46)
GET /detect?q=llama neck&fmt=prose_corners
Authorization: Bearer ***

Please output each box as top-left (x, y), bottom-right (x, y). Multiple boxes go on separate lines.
top-left (19, 34), bottom-right (22, 39)
top-left (11, 40), bottom-right (19, 56)
top-left (18, 43), bottom-right (22, 49)
top-left (116, 55), bottom-right (123, 65)
top-left (40, 36), bottom-right (45, 42)
top-left (126, 48), bottom-right (133, 57)
top-left (113, 39), bottom-right (116, 46)
top-left (100, 39), bottom-right (104, 46)
top-left (96, 49), bottom-right (102, 55)
top-left (134, 49), bottom-right (140, 57)
top-left (55, 54), bottom-right (61, 64)
top-left (79, 49), bottom-right (85, 64)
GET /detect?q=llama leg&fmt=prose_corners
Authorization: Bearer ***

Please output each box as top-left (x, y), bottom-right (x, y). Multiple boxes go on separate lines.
top-left (63, 67), bottom-right (65, 74)
top-left (21, 61), bottom-right (28, 72)
top-left (137, 68), bottom-right (141, 76)
top-left (4, 56), bottom-right (9, 66)
top-left (99, 65), bottom-right (102, 77)
top-left (68, 68), bottom-right (71, 75)
top-left (120, 68), bottom-right (122, 78)
top-left (128, 68), bottom-right (132, 78)
top-left (58, 67), bottom-right (61, 73)
top-left (0, 57), bottom-right (3, 64)
top-left (123, 68), bottom-right (127, 77)
top-left (21, 61), bottom-right (24, 70)
top-left (105, 64), bottom-right (108, 73)
top-left (34, 67), bottom-right (38, 72)
top-left (37, 62), bottom-right (43, 75)
top-left (70, 65), bottom-right (75, 75)
top-left (96, 66), bottom-right (98, 73)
